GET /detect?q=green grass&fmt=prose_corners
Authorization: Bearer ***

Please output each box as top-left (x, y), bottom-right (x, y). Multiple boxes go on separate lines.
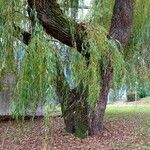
top-left (105, 104), bottom-right (150, 149)
top-left (105, 104), bottom-right (150, 121)
top-left (106, 104), bottom-right (150, 114)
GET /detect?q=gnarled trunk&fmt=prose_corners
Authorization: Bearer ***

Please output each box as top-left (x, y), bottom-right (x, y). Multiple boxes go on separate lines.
top-left (61, 86), bottom-right (88, 138)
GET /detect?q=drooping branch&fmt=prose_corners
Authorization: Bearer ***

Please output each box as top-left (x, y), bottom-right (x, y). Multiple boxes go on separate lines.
top-left (13, 0), bottom-right (88, 57)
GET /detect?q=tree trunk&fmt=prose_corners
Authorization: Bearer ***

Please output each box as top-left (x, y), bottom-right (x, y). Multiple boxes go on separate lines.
top-left (90, 64), bottom-right (113, 135)
top-left (90, 0), bottom-right (133, 135)
top-left (61, 86), bottom-right (88, 138)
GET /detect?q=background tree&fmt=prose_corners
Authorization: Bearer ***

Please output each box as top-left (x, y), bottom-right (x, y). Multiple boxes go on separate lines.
top-left (0, 0), bottom-right (150, 138)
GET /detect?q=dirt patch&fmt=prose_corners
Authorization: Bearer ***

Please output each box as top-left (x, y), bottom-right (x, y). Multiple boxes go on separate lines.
top-left (135, 99), bottom-right (150, 105)
top-left (113, 99), bottom-right (150, 105)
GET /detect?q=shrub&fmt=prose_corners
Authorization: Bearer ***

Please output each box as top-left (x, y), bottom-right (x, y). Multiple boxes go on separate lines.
top-left (127, 92), bottom-right (137, 102)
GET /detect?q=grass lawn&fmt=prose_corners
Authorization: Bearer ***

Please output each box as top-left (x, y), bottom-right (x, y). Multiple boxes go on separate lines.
top-left (106, 104), bottom-right (150, 120)
top-left (105, 104), bottom-right (150, 149)
top-left (0, 104), bottom-right (150, 150)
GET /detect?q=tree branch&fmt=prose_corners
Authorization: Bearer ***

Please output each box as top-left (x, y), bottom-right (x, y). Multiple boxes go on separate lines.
top-left (28, 0), bottom-right (86, 53)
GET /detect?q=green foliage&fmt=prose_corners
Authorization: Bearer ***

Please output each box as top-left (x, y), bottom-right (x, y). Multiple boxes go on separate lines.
top-left (85, 25), bottom-right (106, 108)
top-left (12, 27), bottom-right (59, 118)
top-left (0, 0), bottom-right (27, 76)
top-left (85, 24), bottom-right (124, 108)
top-left (89, 0), bottom-right (114, 29)
top-left (136, 82), bottom-right (150, 98)
top-left (59, 0), bottom-right (84, 20)
top-left (125, 0), bottom-right (150, 90)
top-left (1, 0), bottom-right (150, 117)
top-left (62, 23), bottom-right (124, 109)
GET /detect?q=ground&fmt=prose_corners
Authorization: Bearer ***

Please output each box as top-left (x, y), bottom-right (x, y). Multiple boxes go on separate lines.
top-left (0, 100), bottom-right (150, 150)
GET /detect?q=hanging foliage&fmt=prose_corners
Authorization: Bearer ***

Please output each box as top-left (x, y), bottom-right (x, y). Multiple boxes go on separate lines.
top-left (0, 0), bottom-right (150, 118)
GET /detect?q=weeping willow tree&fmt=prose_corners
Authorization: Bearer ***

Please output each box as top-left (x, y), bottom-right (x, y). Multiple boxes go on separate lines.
top-left (0, 0), bottom-right (150, 138)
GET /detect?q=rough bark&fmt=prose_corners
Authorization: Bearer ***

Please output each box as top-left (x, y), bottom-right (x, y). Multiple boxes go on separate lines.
top-left (56, 67), bottom-right (88, 138)
top-left (109, 0), bottom-right (133, 47)
top-left (26, 0), bottom-right (87, 56)
top-left (90, 0), bottom-right (133, 135)
top-left (61, 86), bottom-right (88, 138)
top-left (13, 0), bottom-right (90, 60)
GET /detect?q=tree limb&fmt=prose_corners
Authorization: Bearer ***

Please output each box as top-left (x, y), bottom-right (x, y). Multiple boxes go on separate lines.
top-left (28, 0), bottom-right (86, 54)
